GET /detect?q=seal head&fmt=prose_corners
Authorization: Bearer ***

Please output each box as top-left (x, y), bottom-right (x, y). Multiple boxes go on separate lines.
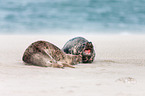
top-left (62, 37), bottom-right (95, 63)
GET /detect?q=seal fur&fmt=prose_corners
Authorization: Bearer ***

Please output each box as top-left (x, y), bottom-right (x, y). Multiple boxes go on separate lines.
top-left (22, 41), bottom-right (82, 68)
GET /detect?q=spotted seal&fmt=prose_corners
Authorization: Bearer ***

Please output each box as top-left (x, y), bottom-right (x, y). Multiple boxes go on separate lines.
top-left (62, 37), bottom-right (95, 63)
top-left (22, 41), bottom-right (82, 68)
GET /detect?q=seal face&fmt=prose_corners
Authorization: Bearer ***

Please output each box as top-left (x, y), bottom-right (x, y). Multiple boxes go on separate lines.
top-left (22, 41), bottom-right (82, 68)
top-left (62, 37), bottom-right (95, 63)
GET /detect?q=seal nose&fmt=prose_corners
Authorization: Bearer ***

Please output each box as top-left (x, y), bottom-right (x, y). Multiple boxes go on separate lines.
top-left (84, 49), bottom-right (91, 55)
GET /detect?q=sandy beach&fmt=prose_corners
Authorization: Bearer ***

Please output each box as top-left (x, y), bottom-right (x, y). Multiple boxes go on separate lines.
top-left (0, 34), bottom-right (145, 96)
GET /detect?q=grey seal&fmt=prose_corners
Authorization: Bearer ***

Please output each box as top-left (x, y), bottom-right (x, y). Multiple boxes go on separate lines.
top-left (22, 41), bottom-right (82, 68)
top-left (62, 37), bottom-right (95, 63)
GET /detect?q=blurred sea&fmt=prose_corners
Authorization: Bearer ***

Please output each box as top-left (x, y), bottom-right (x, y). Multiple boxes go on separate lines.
top-left (0, 0), bottom-right (145, 34)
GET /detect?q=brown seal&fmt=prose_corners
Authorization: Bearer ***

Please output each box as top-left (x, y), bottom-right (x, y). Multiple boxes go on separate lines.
top-left (22, 41), bottom-right (82, 68)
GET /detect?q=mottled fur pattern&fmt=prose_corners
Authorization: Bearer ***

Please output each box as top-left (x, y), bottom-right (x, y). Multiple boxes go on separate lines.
top-left (62, 37), bottom-right (95, 63)
top-left (22, 41), bottom-right (82, 68)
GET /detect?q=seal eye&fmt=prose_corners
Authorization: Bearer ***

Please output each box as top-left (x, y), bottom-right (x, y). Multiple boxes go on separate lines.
top-left (82, 43), bottom-right (86, 46)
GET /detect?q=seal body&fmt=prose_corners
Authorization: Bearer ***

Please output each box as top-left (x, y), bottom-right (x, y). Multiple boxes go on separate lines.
top-left (62, 37), bottom-right (95, 63)
top-left (22, 41), bottom-right (82, 68)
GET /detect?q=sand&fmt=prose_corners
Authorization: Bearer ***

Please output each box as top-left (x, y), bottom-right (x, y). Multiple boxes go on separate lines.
top-left (0, 34), bottom-right (145, 96)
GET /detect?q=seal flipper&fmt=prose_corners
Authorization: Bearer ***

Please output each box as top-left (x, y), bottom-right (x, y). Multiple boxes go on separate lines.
top-left (40, 48), bottom-right (75, 68)
top-left (61, 63), bottom-right (75, 68)
top-left (30, 52), bottom-right (53, 67)
top-left (41, 49), bottom-right (65, 68)
top-left (40, 49), bottom-right (74, 68)
top-left (30, 52), bottom-right (64, 68)
top-left (43, 49), bottom-right (57, 63)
